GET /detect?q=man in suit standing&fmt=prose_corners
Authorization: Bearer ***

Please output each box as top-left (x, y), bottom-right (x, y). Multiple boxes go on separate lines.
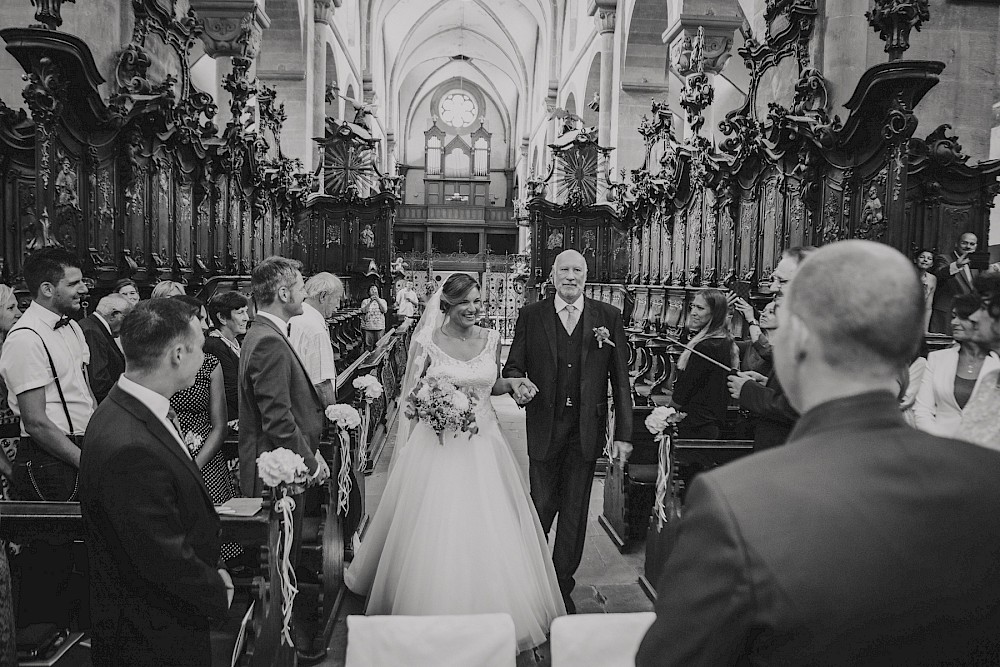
top-left (80, 293), bottom-right (132, 403)
top-left (503, 249), bottom-right (632, 613)
top-left (727, 247), bottom-right (813, 450)
top-left (930, 232), bottom-right (979, 333)
top-left (80, 298), bottom-right (233, 666)
top-left (239, 256), bottom-right (330, 497)
top-left (638, 240), bottom-right (1000, 665)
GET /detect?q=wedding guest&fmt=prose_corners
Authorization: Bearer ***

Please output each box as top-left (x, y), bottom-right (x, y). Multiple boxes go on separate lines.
top-left (238, 257), bottom-right (330, 659)
top-left (169, 296), bottom-right (240, 558)
top-left (205, 291), bottom-right (250, 420)
top-left (956, 273), bottom-right (1000, 449)
top-left (914, 248), bottom-right (936, 332)
top-left (80, 294), bottom-right (132, 404)
top-left (670, 289), bottom-right (738, 440)
top-left (898, 341), bottom-right (928, 427)
top-left (395, 280), bottom-right (419, 325)
top-left (151, 280), bottom-right (186, 299)
top-left (726, 247), bottom-right (814, 450)
top-left (360, 284), bottom-right (387, 351)
top-left (913, 293), bottom-right (998, 437)
top-left (732, 297), bottom-right (775, 376)
top-left (80, 298), bottom-right (232, 666)
top-left (289, 272), bottom-right (343, 406)
top-left (638, 240), bottom-right (1000, 665)
top-left (930, 232), bottom-right (979, 333)
top-left (0, 248), bottom-right (92, 627)
top-left (0, 284), bottom-right (22, 499)
top-left (113, 278), bottom-right (141, 307)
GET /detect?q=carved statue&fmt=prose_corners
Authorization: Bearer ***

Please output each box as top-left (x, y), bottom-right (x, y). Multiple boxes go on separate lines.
top-left (360, 223), bottom-right (375, 248)
top-left (858, 186), bottom-right (886, 240)
top-left (546, 228), bottom-right (564, 250)
top-left (55, 157), bottom-right (78, 209)
top-left (391, 256), bottom-right (407, 276)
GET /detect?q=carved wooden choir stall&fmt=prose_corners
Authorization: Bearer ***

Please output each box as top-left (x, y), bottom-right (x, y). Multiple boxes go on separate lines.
top-left (593, 2), bottom-right (1000, 598)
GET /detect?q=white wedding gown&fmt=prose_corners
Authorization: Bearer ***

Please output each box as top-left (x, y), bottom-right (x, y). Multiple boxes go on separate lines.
top-left (345, 327), bottom-right (566, 650)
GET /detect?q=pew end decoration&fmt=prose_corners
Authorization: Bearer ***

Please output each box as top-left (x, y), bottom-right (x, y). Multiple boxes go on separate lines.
top-left (325, 404), bottom-right (362, 517)
top-left (645, 407), bottom-right (685, 529)
top-left (403, 376), bottom-right (479, 445)
top-left (352, 375), bottom-right (385, 472)
top-left (256, 448), bottom-right (312, 647)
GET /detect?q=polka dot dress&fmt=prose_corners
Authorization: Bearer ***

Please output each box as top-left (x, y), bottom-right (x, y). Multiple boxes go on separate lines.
top-left (170, 353), bottom-right (242, 561)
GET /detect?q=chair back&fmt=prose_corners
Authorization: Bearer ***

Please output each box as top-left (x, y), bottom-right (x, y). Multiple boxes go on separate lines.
top-left (345, 613), bottom-right (516, 667)
top-left (550, 612), bottom-right (656, 667)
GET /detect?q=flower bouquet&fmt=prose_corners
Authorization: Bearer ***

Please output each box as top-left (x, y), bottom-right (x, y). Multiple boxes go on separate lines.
top-left (404, 376), bottom-right (479, 444)
top-left (255, 447), bottom-right (312, 646)
top-left (644, 406), bottom-right (686, 529)
top-left (352, 376), bottom-right (384, 472)
top-left (325, 404), bottom-right (362, 517)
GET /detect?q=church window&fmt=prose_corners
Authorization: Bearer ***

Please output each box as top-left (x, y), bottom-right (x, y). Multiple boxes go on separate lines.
top-left (439, 91), bottom-right (479, 129)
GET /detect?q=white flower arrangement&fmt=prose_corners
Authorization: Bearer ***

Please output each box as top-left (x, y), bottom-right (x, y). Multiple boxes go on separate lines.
top-left (325, 404), bottom-right (362, 430)
top-left (256, 448), bottom-right (310, 489)
top-left (353, 375), bottom-right (384, 402)
top-left (593, 326), bottom-right (616, 348)
top-left (645, 406), bottom-right (685, 435)
top-left (184, 432), bottom-right (203, 455)
top-left (404, 376), bottom-right (479, 444)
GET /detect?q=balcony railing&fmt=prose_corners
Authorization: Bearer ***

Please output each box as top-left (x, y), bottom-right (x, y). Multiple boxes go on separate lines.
top-left (397, 204), bottom-right (513, 224)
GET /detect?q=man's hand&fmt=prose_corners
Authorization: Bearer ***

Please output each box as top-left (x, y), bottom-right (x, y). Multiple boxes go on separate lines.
top-left (727, 372), bottom-right (758, 400)
top-left (312, 450), bottom-right (331, 485)
top-left (957, 252), bottom-right (971, 267)
top-left (612, 440), bottom-right (633, 464)
top-left (509, 378), bottom-right (538, 405)
top-left (743, 370), bottom-right (767, 384)
top-left (219, 569), bottom-right (234, 608)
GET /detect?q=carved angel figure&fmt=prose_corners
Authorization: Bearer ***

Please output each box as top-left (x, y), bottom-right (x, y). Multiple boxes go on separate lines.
top-left (360, 223), bottom-right (376, 248)
top-left (55, 158), bottom-right (79, 209)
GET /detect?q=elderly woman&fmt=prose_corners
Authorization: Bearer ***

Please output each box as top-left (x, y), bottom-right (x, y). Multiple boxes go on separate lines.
top-left (670, 289), bottom-right (739, 440)
top-left (204, 291), bottom-right (250, 422)
top-left (151, 280), bottom-right (186, 299)
top-left (914, 293), bottom-right (999, 437)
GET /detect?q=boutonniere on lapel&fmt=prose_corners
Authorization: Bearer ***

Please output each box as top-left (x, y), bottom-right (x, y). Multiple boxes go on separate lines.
top-left (593, 326), bottom-right (615, 348)
top-left (184, 432), bottom-right (203, 455)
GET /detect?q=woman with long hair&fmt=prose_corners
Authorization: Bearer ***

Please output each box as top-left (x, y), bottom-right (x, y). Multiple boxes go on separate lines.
top-left (670, 289), bottom-right (738, 439)
top-left (915, 293), bottom-right (999, 437)
top-left (346, 273), bottom-right (564, 652)
top-left (150, 280), bottom-right (186, 299)
top-left (914, 248), bottom-right (937, 333)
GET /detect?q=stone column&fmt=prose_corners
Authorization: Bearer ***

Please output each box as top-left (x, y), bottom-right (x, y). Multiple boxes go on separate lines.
top-left (589, 1), bottom-right (617, 150)
top-left (191, 0), bottom-right (270, 129)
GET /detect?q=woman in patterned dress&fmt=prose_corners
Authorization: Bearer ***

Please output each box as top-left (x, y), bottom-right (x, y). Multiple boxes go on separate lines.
top-left (360, 284), bottom-right (387, 351)
top-left (168, 296), bottom-right (241, 559)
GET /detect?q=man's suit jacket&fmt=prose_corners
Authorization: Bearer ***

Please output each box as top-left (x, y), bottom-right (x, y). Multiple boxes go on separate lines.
top-left (913, 346), bottom-right (1000, 437)
top-left (503, 296), bottom-right (632, 461)
top-left (239, 315), bottom-right (323, 496)
top-left (80, 385), bottom-right (228, 666)
top-left (931, 251), bottom-right (979, 317)
top-left (738, 370), bottom-right (798, 450)
top-left (637, 391), bottom-right (1000, 666)
top-left (79, 314), bottom-right (125, 404)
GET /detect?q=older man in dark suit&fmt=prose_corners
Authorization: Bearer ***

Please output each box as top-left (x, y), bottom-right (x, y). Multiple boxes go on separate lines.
top-left (80, 293), bottom-right (131, 403)
top-left (930, 231), bottom-right (980, 333)
top-left (638, 240), bottom-right (1000, 665)
top-left (503, 249), bottom-right (632, 613)
top-left (80, 298), bottom-right (232, 666)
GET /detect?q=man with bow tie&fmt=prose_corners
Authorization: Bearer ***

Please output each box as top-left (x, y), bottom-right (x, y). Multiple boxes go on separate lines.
top-left (0, 247), bottom-right (95, 626)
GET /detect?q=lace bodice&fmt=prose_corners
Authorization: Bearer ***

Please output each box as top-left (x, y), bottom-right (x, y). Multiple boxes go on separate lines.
top-left (421, 328), bottom-right (500, 414)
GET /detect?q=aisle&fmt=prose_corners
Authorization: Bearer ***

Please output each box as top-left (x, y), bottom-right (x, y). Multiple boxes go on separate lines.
top-left (325, 391), bottom-right (652, 665)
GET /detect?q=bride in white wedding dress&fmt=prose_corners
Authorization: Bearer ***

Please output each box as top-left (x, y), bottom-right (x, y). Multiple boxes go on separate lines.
top-left (345, 274), bottom-right (566, 651)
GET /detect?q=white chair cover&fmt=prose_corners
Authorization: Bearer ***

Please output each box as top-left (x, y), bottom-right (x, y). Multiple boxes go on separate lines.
top-left (345, 613), bottom-right (517, 667)
top-left (550, 612), bottom-right (657, 667)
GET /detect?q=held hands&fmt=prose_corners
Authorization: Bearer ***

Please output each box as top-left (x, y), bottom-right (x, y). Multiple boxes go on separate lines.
top-left (509, 378), bottom-right (539, 405)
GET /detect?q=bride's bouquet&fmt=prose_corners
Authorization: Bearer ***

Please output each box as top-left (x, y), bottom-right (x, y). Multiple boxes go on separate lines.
top-left (404, 376), bottom-right (479, 444)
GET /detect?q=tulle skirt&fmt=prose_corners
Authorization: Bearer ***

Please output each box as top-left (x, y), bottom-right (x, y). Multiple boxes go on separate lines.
top-left (345, 409), bottom-right (566, 651)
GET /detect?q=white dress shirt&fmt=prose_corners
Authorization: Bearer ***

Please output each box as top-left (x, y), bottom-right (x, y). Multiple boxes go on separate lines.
top-left (0, 301), bottom-right (94, 436)
top-left (254, 310), bottom-right (290, 338)
top-left (116, 375), bottom-right (192, 459)
top-left (288, 301), bottom-right (337, 385)
top-left (554, 293), bottom-right (585, 334)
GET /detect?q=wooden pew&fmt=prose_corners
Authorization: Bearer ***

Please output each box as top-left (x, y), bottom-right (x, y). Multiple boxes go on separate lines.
top-left (639, 438), bottom-right (754, 599)
top-left (0, 497), bottom-right (300, 666)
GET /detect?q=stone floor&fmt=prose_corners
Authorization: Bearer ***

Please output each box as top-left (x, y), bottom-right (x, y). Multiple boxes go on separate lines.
top-left (321, 391), bottom-right (653, 666)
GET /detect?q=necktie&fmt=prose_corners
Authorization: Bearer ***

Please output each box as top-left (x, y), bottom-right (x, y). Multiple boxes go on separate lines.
top-left (166, 408), bottom-right (184, 441)
top-left (54, 316), bottom-right (71, 330)
top-left (563, 304), bottom-right (579, 335)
